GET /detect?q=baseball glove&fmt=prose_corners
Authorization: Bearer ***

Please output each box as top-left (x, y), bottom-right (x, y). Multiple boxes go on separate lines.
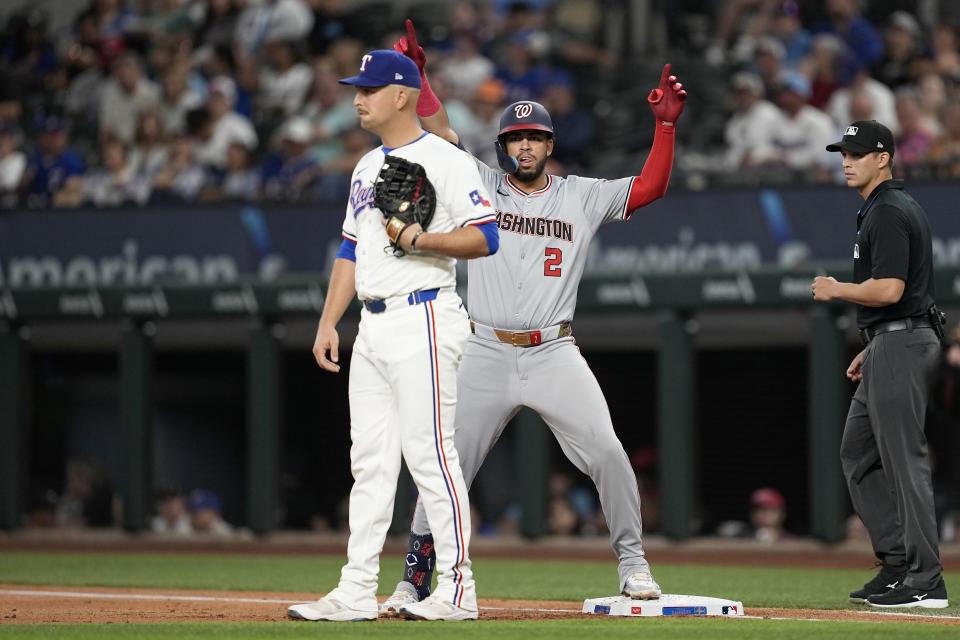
top-left (374, 155), bottom-right (436, 255)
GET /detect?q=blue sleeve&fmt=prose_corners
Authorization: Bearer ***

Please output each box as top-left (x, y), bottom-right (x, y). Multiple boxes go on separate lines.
top-left (476, 220), bottom-right (499, 256)
top-left (336, 237), bottom-right (357, 262)
top-left (65, 151), bottom-right (86, 175)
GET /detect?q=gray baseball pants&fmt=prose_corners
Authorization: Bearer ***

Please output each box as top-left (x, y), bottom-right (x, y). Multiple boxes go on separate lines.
top-left (411, 334), bottom-right (651, 591)
top-left (840, 326), bottom-right (943, 589)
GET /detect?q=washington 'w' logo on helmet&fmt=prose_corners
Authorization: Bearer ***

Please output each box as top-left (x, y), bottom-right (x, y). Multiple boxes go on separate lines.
top-left (515, 103), bottom-right (534, 118)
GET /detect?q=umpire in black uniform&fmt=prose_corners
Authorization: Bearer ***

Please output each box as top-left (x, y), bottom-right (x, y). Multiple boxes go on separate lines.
top-left (812, 120), bottom-right (949, 609)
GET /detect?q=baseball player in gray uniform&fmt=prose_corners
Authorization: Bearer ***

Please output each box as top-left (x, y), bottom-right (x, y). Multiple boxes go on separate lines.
top-left (380, 21), bottom-right (687, 614)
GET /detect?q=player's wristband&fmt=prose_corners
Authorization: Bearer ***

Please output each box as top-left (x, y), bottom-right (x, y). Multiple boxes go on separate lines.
top-left (410, 229), bottom-right (425, 251)
top-left (416, 72), bottom-right (442, 118)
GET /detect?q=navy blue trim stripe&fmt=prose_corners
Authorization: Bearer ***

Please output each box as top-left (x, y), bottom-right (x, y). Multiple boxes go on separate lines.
top-left (423, 300), bottom-right (465, 605)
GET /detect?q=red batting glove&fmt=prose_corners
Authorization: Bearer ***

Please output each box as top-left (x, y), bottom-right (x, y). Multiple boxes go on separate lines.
top-left (393, 19), bottom-right (427, 72)
top-left (647, 63), bottom-right (687, 125)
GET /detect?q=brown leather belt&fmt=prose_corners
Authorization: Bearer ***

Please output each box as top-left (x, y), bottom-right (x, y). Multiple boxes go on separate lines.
top-left (470, 321), bottom-right (572, 346)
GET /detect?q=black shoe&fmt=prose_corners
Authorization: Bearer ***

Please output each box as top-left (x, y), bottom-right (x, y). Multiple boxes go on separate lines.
top-left (849, 563), bottom-right (905, 604)
top-left (867, 579), bottom-right (948, 609)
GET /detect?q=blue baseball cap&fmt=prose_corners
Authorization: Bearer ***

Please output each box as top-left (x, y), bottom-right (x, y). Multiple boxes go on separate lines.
top-left (339, 50), bottom-right (421, 89)
top-left (777, 70), bottom-right (811, 98)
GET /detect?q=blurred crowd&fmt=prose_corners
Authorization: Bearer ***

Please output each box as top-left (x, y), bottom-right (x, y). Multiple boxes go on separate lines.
top-left (682, 0), bottom-right (960, 186)
top-left (25, 457), bottom-right (246, 537)
top-left (1, 1), bottom-right (958, 210)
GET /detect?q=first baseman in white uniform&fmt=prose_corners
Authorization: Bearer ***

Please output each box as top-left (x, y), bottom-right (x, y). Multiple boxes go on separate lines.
top-left (381, 21), bottom-right (687, 614)
top-left (287, 49), bottom-right (499, 622)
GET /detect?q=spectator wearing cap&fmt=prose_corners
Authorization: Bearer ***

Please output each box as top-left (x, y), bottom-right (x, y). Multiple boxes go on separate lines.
top-left (187, 489), bottom-right (234, 536)
top-left (872, 11), bottom-right (929, 89)
top-left (98, 52), bottom-right (161, 145)
top-left (193, 75), bottom-right (258, 168)
top-left (772, 1), bottom-right (812, 67)
top-left (749, 487), bottom-right (789, 544)
top-left (826, 67), bottom-right (899, 137)
top-left (770, 70), bottom-right (835, 172)
top-left (0, 122), bottom-right (27, 207)
top-left (24, 117), bottom-right (86, 208)
top-left (260, 116), bottom-right (320, 201)
top-left (715, 486), bottom-right (789, 542)
top-left (723, 71), bottom-right (781, 169)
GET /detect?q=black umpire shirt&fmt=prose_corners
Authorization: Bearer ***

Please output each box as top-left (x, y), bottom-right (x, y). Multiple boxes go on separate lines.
top-left (853, 179), bottom-right (935, 328)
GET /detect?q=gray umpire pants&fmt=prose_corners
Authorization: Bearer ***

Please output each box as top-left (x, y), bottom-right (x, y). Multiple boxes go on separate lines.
top-left (839, 326), bottom-right (943, 590)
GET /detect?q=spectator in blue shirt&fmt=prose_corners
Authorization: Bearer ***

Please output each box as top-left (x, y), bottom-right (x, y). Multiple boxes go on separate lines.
top-left (24, 116), bottom-right (86, 208)
top-left (813, 0), bottom-right (884, 83)
top-left (494, 30), bottom-right (555, 103)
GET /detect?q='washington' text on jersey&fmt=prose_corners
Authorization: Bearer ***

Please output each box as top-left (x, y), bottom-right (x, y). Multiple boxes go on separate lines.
top-left (495, 210), bottom-right (574, 243)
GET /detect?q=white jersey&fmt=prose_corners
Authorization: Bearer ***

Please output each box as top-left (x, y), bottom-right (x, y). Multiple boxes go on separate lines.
top-left (343, 132), bottom-right (496, 301)
top-left (467, 159), bottom-right (633, 329)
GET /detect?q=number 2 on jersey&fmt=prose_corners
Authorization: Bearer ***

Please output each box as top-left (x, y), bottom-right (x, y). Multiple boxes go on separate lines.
top-left (544, 248), bottom-right (562, 277)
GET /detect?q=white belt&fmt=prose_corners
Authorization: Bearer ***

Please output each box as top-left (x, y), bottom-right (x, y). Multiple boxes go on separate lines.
top-left (470, 320), bottom-right (572, 346)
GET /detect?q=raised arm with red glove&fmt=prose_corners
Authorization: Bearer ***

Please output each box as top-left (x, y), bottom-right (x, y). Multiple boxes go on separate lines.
top-left (394, 19), bottom-right (442, 118)
top-left (393, 19), bottom-right (459, 144)
top-left (626, 64), bottom-right (687, 213)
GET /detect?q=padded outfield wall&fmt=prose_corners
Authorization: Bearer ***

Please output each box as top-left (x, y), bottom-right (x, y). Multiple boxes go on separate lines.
top-left (2, 182), bottom-right (960, 540)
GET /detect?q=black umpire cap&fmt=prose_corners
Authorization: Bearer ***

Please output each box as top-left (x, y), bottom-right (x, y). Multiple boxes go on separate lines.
top-left (826, 120), bottom-right (895, 156)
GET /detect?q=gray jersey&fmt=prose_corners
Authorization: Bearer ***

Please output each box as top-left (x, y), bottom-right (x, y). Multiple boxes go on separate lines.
top-left (407, 156), bottom-right (660, 596)
top-left (467, 159), bottom-right (633, 329)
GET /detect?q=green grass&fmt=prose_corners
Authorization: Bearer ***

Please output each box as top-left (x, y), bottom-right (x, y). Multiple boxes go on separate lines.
top-left (1, 619), bottom-right (959, 640)
top-left (1, 550), bottom-right (958, 638)
top-left (1, 551), bottom-right (957, 612)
